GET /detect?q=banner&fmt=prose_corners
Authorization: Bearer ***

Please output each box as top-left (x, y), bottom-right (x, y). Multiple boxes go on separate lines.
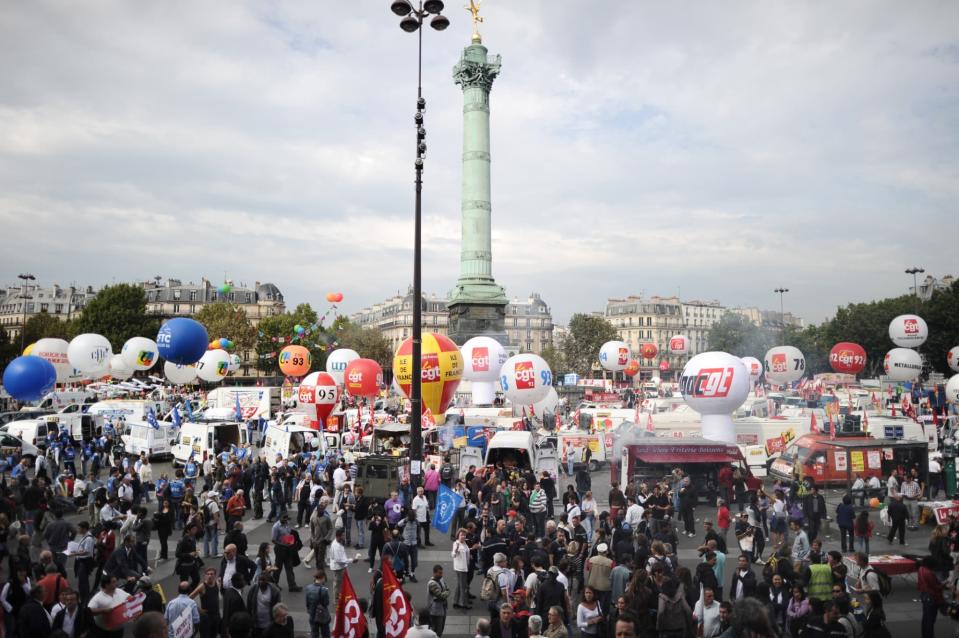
top-left (105, 592), bottom-right (147, 630)
top-left (332, 571), bottom-right (367, 638)
top-left (381, 560), bottom-right (411, 638)
top-left (432, 483), bottom-right (463, 534)
top-left (850, 450), bottom-right (865, 473)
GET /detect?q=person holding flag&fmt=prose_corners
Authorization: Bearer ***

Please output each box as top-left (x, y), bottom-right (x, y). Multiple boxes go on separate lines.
top-left (331, 566), bottom-right (367, 638)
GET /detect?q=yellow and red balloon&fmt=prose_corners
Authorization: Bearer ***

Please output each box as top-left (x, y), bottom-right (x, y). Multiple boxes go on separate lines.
top-left (624, 360), bottom-right (641, 377)
top-left (279, 345), bottom-right (312, 377)
top-left (393, 333), bottom-right (463, 417)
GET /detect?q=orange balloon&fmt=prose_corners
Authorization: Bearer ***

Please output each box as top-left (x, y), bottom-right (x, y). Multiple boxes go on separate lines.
top-left (326, 292), bottom-right (344, 303)
top-left (279, 345), bottom-right (312, 377)
top-left (624, 360), bottom-right (641, 377)
top-left (640, 343), bottom-right (658, 360)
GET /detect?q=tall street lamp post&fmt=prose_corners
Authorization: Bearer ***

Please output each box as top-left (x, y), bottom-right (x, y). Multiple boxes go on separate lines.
top-left (905, 266), bottom-right (925, 312)
top-left (389, 0), bottom-right (449, 474)
top-left (774, 287), bottom-right (789, 345)
top-left (17, 273), bottom-right (35, 351)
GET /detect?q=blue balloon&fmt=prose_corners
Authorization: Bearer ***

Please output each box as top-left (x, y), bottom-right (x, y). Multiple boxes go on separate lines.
top-left (3, 356), bottom-right (57, 401)
top-left (157, 318), bottom-right (209, 365)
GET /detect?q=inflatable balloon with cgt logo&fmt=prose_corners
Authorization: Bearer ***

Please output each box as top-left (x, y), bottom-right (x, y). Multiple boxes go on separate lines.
top-left (599, 340), bottom-right (630, 372)
top-left (500, 353), bottom-right (552, 405)
top-left (326, 348), bottom-right (359, 386)
top-left (680, 351), bottom-right (749, 445)
top-left (460, 336), bottom-right (507, 406)
top-left (764, 346), bottom-right (806, 386)
top-left (393, 333), bottom-right (464, 418)
top-left (344, 358), bottom-right (383, 398)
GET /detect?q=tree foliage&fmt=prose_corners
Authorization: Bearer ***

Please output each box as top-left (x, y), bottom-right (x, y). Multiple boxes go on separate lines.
top-left (561, 314), bottom-right (621, 376)
top-left (194, 303), bottom-right (256, 351)
top-left (705, 313), bottom-right (777, 359)
top-left (0, 328), bottom-right (17, 371)
top-left (70, 284), bottom-right (159, 350)
top-left (255, 303), bottom-right (328, 373)
top-left (539, 344), bottom-right (567, 377)
top-left (23, 312), bottom-right (72, 344)
top-left (334, 318), bottom-right (394, 369)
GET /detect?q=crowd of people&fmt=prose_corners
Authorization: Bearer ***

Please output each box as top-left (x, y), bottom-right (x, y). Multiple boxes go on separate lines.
top-left (0, 420), bottom-right (956, 638)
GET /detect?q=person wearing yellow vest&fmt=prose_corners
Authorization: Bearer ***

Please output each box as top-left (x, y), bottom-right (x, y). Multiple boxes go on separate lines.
top-left (807, 561), bottom-right (834, 602)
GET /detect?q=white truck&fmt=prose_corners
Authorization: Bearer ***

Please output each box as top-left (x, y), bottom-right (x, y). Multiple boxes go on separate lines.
top-left (2, 407), bottom-right (101, 446)
top-left (261, 424), bottom-right (325, 467)
top-left (120, 420), bottom-right (178, 459)
top-left (36, 390), bottom-right (97, 411)
top-left (458, 430), bottom-right (559, 479)
top-left (551, 431), bottom-right (609, 471)
top-left (206, 387), bottom-right (282, 420)
top-left (171, 420), bottom-right (252, 466)
top-left (86, 399), bottom-right (167, 433)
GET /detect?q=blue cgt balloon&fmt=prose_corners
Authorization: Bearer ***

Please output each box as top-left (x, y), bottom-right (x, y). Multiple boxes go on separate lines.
top-left (3, 356), bottom-right (57, 401)
top-left (157, 318), bottom-right (209, 365)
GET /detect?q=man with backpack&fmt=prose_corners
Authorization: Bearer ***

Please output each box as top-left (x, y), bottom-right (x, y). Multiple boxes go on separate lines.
top-left (305, 570), bottom-right (332, 638)
top-left (852, 552), bottom-right (889, 596)
top-left (202, 491), bottom-right (221, 559)
top-left (482, 552), bottom-right (514, 619)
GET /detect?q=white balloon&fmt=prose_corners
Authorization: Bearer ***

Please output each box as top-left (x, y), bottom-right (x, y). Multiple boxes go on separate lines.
top-left (229, 354), bottom-right (242, 373)
top-left (946, 374), bottom-right (959, 403)
top-left (500, 354), bottom-right (552, 405)
top-left (599, 340), bottom-right (630, 372)
top-left (668, 335), bottom-right (690, 355)
top-left (197, 349), bottom-right (231, 383)
top-left (532, 386), bottom-right (559, 416)
top-left (680, 352), bottom-right (750, 444)
top-left (32, 338), bottom-right (83, 383)
top-left (764, 346), bottom-right (806, 385)
top-left (164, 361), bottom-right (197, 385)
top-left (325, 348), bottom-right (360, 385)
top-left (108, 354), bottom-right (134, 381)
top-left (889, 314), bottom-right (928, 348)
top-left (461, 337), bottom-right (508, 382)
top-left (883, 347), bottom-right (923, 381)
top-left (121, 337), bottom-right (159, 371)
top-left (947, 347), bottom-right (959, 374)
top-left (740, 356), bottom-right (763, 384)
top-left (67, 333), bottom-right (113, 376)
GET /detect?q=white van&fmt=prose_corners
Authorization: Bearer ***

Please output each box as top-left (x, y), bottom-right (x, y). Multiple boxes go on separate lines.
top-left (553, 431), bottom-right (608, 471)
top-left (37, 390), bottom-right (96, 411)
top-left (459, 431), bottom-right (558, 478)
top-left (121, 421), bottom-right (178, 459)
top-left (3, 411), bottom-right (100, 446)
top-left (261, 424), bottom-right (321, 467)
top-left (172, 421), bottom-right (250, 466)
top-left (86, 400), bottom-right (166, 429)
top-left (206, 387), bottom-right (282, 420)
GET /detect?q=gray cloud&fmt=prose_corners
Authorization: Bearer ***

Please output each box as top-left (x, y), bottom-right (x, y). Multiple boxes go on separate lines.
top-left (0, 1), bottom-right (955, 326)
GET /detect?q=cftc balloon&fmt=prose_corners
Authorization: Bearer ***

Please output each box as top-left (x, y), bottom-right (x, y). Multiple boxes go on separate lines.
top-left (624, 360), bottom-right (641, 377)
top-left (640, 343), bottom-right (658, 360)
top-left (532, 386), bottom-right (559, 416)
top-left (32, 337), bottom-right (81, 383)
top-left (679, 351), bottom-right (750, 445)
top-left (829, 342), bottom-right (867, 375)
top-left (157, 318), bottom-right (209, 365)
top-left (197, 349), bottom-right (231, 383)
top-left (325, 348), bottom-right (360, 385)
top-left (889, 314), bottom-right (928, 348)
top-left (668, 335), bottom-right (690, 356)
top-left (500, 354), bottom-right (552, 405)
top-left (740, 356), bottom-right (763, 384)
top-left (947, 347), bottom-right (959, 374)
top-left (599, 341), bottom-right (630, 372)
top-left (946, 374), bottom-right (959, 403)
top-left (764, 346), bottom-right (806, 385)
top-left (108, 354), bottom-right (134, 381)
top-left (278, 345), bottom-right (312, 377)
top-left (883, 347), bottom-right (922, 382)
top-left (121, 337), bottom-right (159, 371)
top-left (164, 361), bottom-right (197, 385)
top-left (461, 336), bottom-right (508, 382)
top-left (393, 333), bottom-right (464, 417)
top-left (67, 333), bottom-right (113, 376)
top-left (2, 355), bottom-right (57, 401)
top-left (344, 358), bottom-right (382, 398)
top-left (298, 371), bottom-right (340, 427)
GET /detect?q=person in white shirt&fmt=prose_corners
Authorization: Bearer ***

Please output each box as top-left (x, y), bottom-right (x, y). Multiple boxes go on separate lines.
top-left (624, 497), bottom-right (644, 530)
top-left (693, 587), bottom-right (722, 638)
top-left (929, 456), bottom-right (943, 499)
top-left (866, 475), bottom-right (882, 502)
top-left (87, 574), bottom-right (132, 630)
top-left (887, 470), bottom-right (900, 499)
top-left (851, 474), bottom-right (866, 506)
top-left (139, 458), bottom-right (154, 503)
top-left (100, 497), bottom-right (125, 525)
top-left (333, 461), bottom-right (348, 493)
top-left (451, 528), bottom-right (471, 609)
top-left (327, 527), bottom-right (358, 603)
top-left (118, 477), bottom-right (135, 508)
top-left (412, 487), bottom-right (431, 547)
top-left (52, 590), bottom-right (82, 638)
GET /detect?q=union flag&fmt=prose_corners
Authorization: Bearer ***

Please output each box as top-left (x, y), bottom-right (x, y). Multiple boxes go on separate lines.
top-left (332, 571), bottom-right (367, 638)
top-left (381, 560), bottom-right (412, 638)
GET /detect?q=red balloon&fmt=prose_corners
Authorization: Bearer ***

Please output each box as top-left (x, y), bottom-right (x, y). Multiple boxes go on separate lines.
top-left (298, 371), bottom-right (339, 427)
top-left (326, 292), bottom-right (344, 303)
top-left (640, 343), bottom-right (658, 360)
top-left (624, 360), bottom-right (641, 377)
top-left (829, 342), bottom-right (866, 375)
top-left (344, 358), bottom-right (382, 398)
top-left (659, 360), bottom-right (670, 372)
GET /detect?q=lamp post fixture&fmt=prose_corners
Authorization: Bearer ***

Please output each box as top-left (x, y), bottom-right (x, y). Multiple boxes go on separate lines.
top-left (774, 288), bottom-right (789, 345)
top-left (17, 273), bottom-right (35, 351)
top-left (390, 0), bottom-right (449, 475)
top-left (905, 266), bottom-right (925, 311)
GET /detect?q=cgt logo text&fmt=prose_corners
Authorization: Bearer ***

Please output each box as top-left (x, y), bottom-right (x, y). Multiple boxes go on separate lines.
top-left (515, 361), bottom-right (535, 390)
top-left (472, 347), bottom-right (490, 372)
top-left (348, 370), bottom-right (363, 384)
top-left (904, 318), bottom-right (919, 334)
top-left (680, 367), bottom-right (735, 398)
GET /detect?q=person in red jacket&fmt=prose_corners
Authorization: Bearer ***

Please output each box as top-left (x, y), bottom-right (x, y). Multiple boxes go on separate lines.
top-left (718, 466), bottom-right (733, 507)
top-left (716, 499), bottom-right (731, 546)
top-left (918, 556), bottom-right (945, 638)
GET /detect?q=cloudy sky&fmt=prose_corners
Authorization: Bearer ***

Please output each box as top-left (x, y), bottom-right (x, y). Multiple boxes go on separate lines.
top-left (1, 1), bottom-right (956, 326)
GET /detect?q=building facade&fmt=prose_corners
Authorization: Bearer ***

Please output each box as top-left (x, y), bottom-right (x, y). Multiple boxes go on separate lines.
top-left (351, 289), bottom-right (554, 356)
top-left (605, 295), bottom-right (687, 378)
top-left (728, 306), bottom-right (804, 330)
top-left (910, 274), bottom-right (956, 301)
top-left (0, 282), bottom-right (98, 341)
top-left (681, 300), bottom-right (727, 356)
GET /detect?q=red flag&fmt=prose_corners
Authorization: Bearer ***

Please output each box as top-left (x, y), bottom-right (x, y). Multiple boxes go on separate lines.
top-left (381, 559), bottom-right (412, 638)
top-left (332, 571), bottom-right (367, 638)
top-left (646, 412), bottom-right (655, 433)
top-left (810, 411), bottom-right (818, 434)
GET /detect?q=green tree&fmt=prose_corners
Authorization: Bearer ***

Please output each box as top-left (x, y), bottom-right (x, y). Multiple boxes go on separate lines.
top-left (918, 281), bottom-right (959, 376)
top-left (70, 284), bottom-right (159, 350)
top-left (194, 303), bottom-right (256, 350)
top-left (561, 314), bottom-right (621, 376)
top-left (817, 294), bottom-right (917, 377)
top-left (23, 312), bottom-right (72, 344)
top-left (706, 313), bottom-right (777, 359)
top-left (0, 328), bottom-right (17, 370)
top-left (335, 319), bottom-right (394, 369)
top-left (255, 303), bottom-right (329, 373)
top-left (539, 343), bottom-right (567, 377)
